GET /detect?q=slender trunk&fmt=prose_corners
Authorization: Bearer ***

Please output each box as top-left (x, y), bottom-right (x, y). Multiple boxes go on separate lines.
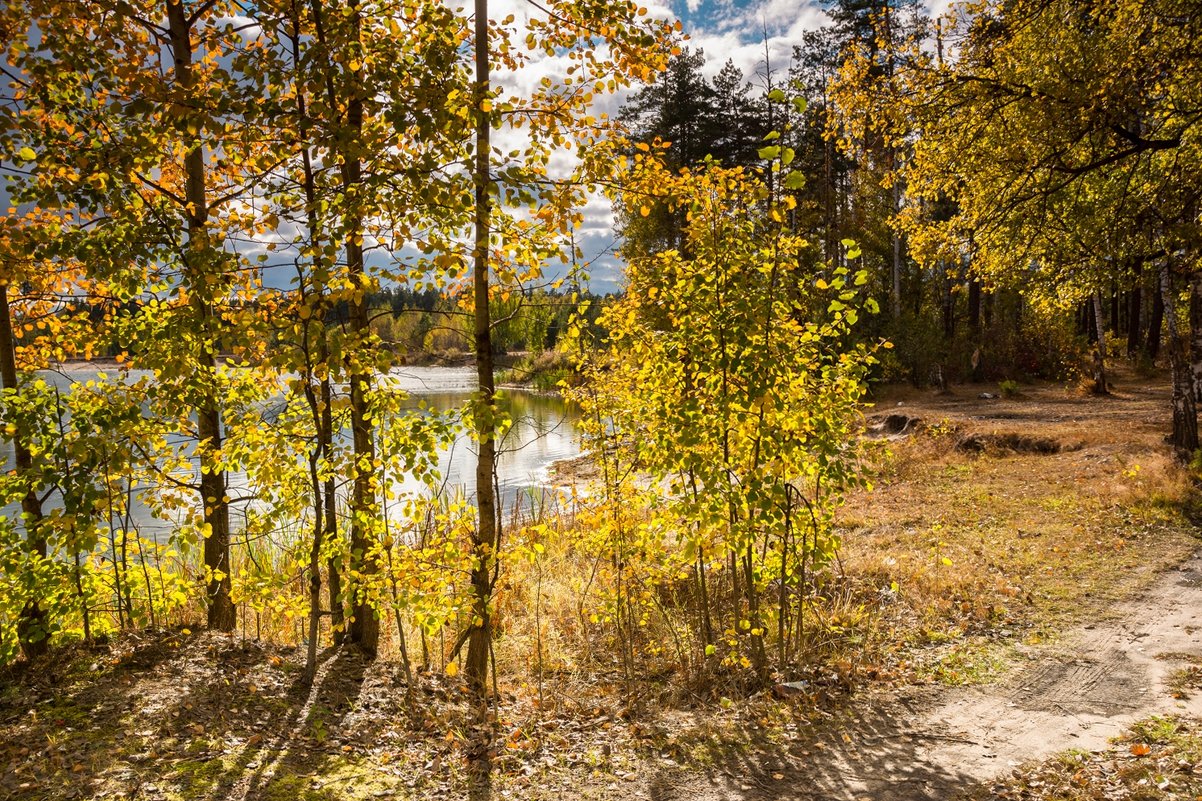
top-left (322, 374), bottom-right (344, 642)
top-left (299, 0), bottom-right (348, 645)
top-left (743, 543), bottom-right (767, 680)
top-left (696, 546), bottom-right (713, 649)
top-left (289, 10), bottom-right (337, 677)
top-left (941, 260), bottom-right (954, 341)
top-left (890, 176), bottom-right (902, 319)
top-left (967, 277), bottom-right (981, 339)
top-left (1091, 292), bottom-right (1108, 394)
top-left (1147, 273), bottom-right (1165, 360)
top-left (1127, 285), bottom-right (1142, 358)
top-left (823, 127), bottom-right (836, 265)
top-left (165, 0), bottom-right (234, 631)
top-left (967, 275), bottom-right (982, 380)
top-left (777, 494), bottom-right (790, 672)
top-left (1110, 283), bottom-right (1120, 337)
top-left (308, 0), bottom-right (378, 654)
top-left (0, 281), bottom-right (49, 658)
top-left (137, 528), bottom-right (157, 629)
top-left (303, 434), bottom-right (323, 686)
top-left (1189, 270), bottom-right (1202, 403)
top-left (465, 0), bottom-right (499, 701)
top-left (343, 13), bottom-right (378, 655)
top-left (1161, 265), bottom-right (1198, 454)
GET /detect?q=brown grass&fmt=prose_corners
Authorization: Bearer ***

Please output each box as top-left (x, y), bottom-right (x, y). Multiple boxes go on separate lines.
top-left (837, 369), bottom-right (1200, 684)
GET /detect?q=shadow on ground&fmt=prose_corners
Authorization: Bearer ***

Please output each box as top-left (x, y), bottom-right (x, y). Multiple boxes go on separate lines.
top-left (0, 630), bottom-right (431, 801)
top-left (646, 691), bottom-right (979, 801)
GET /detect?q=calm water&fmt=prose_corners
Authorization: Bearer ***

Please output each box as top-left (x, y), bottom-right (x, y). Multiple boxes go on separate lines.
top-left (0, 365), bottom-right (580, 540)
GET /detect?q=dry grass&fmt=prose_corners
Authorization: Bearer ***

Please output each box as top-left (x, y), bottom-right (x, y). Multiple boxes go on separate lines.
top-left (837, 369), bottom-right (1200, 685)
top-left (480, 368), bottom-right (1202, 700)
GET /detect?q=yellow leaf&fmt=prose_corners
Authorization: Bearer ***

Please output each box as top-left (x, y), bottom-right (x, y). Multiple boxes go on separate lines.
top-left (445, 662), bottom-right (459, 678)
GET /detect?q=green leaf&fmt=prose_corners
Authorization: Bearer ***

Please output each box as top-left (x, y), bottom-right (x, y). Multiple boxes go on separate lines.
top-left (792, 97), bottom-right (808, 114)
top-left (763, 130), bottom-right (781, 141)
top-left (783, 171), bottom-right (806, 190)
top-left (767, 88), bottom-right (786, 102)
top-left (17, 147), bottom-right (36, 162)
top-left (757, 145), bottom-right (781, 160)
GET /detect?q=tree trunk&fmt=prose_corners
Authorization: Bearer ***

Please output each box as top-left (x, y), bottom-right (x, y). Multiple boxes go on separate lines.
top-left (303, 425), bottom-right (324, 686)
top-left (343, 17), bottom-right (379, 657)
top-left (1189, 270), bottom-right (1202, 404)
top-left (0, 281), bottom-right (49, 658)
top-left (466, 3), bottom-right (498, 797)
top-left (1110, 283), bottom-right (1120, 337)
top-left (967, 275), bottom-right (982, 380)
top-left (890, 179), bottom-right (902, 319)
top-left (1091, 291), bottom-right (1108, 394)
top-left (941, 261), bottom-right (954, 341)
top-left (1126, 285), bottom-right (1142, 358)
top-left (967, 276), bottom-right (981, 339)
top-left (290, 16), bottom-right (332, 681)
top-left (1147, 273), bottom-right (1165, 360)
top-left (465, 0), bottom-right (499, 700)
top-left (165, 0), bottom-right (234, 632)
top-left (308, 0), bottom-right (378, 655)
top-left (322, 373), bottom-right (344, 643)
top-left (1161, 266), bottom-right (1197, 454)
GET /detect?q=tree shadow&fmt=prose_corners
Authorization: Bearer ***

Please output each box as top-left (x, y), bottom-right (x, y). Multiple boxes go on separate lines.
top-left (159, 642), bottom-right (376, 801)
top-left (0, 629), bottom-right (392, 800)
top-left (647, 692), bottom-right (982, 801)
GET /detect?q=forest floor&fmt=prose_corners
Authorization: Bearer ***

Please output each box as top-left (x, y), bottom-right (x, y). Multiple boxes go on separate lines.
top-left (2, 371), bottom-right (1201, 800)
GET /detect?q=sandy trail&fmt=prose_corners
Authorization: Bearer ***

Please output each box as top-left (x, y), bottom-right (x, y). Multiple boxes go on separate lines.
top-left (651, 552), bottom-right (1202, 800)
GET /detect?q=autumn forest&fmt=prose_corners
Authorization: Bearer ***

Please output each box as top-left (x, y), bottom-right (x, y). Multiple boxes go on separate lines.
top-left (1, 0), bottom-right (1201, 798)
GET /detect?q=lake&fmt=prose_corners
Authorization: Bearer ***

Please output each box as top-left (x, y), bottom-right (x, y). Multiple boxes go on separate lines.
top-left (0, 365), bottom-right (581, 540)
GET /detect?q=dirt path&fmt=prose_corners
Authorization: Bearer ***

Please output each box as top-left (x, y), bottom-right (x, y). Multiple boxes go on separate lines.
top-left (650, 553), bottom-right (1202, 801)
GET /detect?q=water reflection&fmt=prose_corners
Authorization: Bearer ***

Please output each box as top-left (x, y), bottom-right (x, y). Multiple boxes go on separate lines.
top-left (388, 370), bottom-right (580, 508)
top-left (0, 365), bottom-right (580, 539)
